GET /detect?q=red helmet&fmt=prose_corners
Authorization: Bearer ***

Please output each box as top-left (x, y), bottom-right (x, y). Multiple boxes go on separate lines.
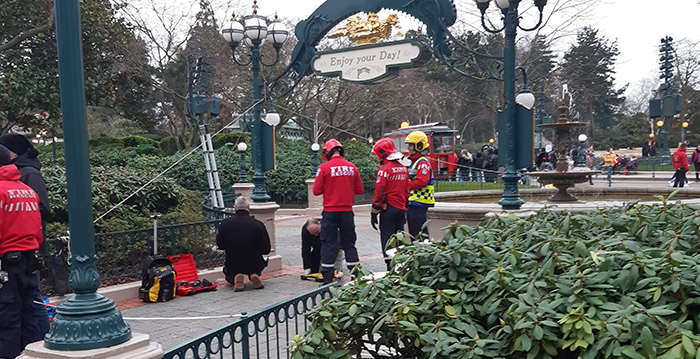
top-left (322, 139), bottom-right (344, 160)
top-left (372, 137), bottom-right (398, 161)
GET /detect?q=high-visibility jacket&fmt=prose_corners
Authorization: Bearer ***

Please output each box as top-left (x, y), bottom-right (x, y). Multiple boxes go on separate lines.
top-left (407, 156), bottom-right (434, 207)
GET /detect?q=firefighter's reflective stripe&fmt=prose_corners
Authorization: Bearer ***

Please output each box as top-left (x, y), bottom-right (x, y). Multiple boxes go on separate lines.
top-left (408, 157), bottom-right (434, 206)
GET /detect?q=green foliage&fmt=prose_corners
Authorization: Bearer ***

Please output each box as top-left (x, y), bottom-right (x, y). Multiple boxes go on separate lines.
top-left (122, 135), bottom-right (159, 148)
top-left (43, 165), bottom-right (188, 233)
top-left (211, 132), bottom-right (251, 150)
top-left (159, 136), bottom-right (181, 155)
top-left (293, 197), bottom-right (700, 358)
top-left (342, 139), bottom-right (379, 183)
top-left (88, 136), bottom-right (123, 150)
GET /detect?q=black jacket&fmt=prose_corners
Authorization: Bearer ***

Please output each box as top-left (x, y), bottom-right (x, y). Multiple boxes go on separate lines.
top-left (12, 151), bottom-right (49, 218)
top-left (216, 210), bottom-right (271, 276)
top-left (457, 155), bottom-right (471, 169)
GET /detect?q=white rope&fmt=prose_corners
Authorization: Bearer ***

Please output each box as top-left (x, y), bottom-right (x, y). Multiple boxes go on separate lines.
top-left (92, 99), bottom-right (263, 224)
top-left (122, 314), bottom-right (245, 321)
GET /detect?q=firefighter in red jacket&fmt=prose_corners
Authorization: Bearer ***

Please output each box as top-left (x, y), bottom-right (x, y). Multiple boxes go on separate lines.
top-left (370, 138), bottom-right (409, 271)
top-left (0, 144), bottom-right (48, 359)
top-left (312, 139), bottom-right (364, 284)
top-left (405, 131), bottom-right (435, 241)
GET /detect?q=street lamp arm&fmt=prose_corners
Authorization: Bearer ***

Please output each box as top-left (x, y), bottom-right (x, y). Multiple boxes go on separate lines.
top-left (430, 24), bottom-right (504, 81)
top-left (480, 15), bottom-right (506, 34)
top-left (228, 43), bottom-right (253, 67)
top-left (259, 46), bottom-right (282, 67)
top-left (517, 12), bottom-right (544, 32)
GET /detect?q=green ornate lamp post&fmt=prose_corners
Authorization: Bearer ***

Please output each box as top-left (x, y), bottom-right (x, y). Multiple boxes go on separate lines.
top-left (238, 142), bottom-right (249, 182)
top-left (577, 134), bottom-right (588, 168)
top-left (221, 0), bottom-right (288, 202)
top-left (46, 0), bottom-right (131, 350)
top-left (475, 0), bottom-right (548, 210)
top-left (311, 142), bottom-right (320, 177)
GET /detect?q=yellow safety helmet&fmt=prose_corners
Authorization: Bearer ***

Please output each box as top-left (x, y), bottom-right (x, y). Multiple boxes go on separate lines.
top-left (405, 131), bottom-right (429, 152)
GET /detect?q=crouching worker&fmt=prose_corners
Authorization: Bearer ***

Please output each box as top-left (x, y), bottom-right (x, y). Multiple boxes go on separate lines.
top-left (216, 196), bottom-right (271, 291)
top-left (0, 144), bottom-right (49, 359)
top-left (370, 138), bottom-right (409, 271)
top-left (300, 218), bottom-right (322, 281)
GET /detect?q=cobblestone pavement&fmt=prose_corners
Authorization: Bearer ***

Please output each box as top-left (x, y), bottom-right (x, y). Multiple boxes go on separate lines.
top-left (120, 212), bottom-right (388, 351)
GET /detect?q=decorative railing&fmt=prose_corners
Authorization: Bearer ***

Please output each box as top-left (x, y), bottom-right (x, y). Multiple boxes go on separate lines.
top-left (42, 219), bottom-right (224, 293)
top-left (163, 283), bottom-right (338, 359)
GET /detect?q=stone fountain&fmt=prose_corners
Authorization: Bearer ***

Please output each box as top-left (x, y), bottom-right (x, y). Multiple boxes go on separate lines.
top-left (527, 99), bottom-right (599, 202)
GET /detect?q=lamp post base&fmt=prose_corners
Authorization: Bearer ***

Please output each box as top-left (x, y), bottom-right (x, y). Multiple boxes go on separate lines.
top-left (21, 333), bottom-right (162, 359)
top-left (498, 172), bottom-right (524, 210)
top-left (43, 293), bottom-right (131, 350)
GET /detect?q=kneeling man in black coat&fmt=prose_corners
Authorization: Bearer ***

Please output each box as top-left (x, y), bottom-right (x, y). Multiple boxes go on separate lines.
top-left (216, 196), bottom-right (271, 291)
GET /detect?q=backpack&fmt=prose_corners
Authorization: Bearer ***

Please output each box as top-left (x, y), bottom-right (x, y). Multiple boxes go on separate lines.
top-left (138, 255), bottom-right (177, 303)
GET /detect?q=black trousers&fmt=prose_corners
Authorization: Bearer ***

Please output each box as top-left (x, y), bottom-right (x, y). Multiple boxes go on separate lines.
top-left (407, 205), bottom-right (429, 241)
top-left (674, 168), bottom-right (687, 187)
top-left (380, 205), bottom-right (406, 269)
top-left (301, 235), bottom-right (320, 273)
top-left (0, 251), bottom-right (49, 359)
top-left (320, 211), bottom-right (360, 284)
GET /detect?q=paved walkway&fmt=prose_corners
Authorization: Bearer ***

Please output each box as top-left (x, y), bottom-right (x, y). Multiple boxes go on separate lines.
top-left (119, 213), bottom-right (387, 351)
top-left (117, 172), bottom-right (699, 351)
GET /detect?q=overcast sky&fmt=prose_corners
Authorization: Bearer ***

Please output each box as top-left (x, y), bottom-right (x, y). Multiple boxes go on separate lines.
top-left (221, 0), bottom-right (699, 95)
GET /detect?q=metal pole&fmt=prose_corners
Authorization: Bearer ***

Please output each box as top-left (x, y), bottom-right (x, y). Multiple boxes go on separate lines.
top-left (250, 40), bottom-right (270, 202)
top-left (239, 149), bottom-right (248, 183)
top-left (46, 0), bottom-right (131, 349)
top-left (312, 149), bottom-right (318, 177)
top-left (663, 121), bottom-right (670, 165)
top-left (498, 0), bottom-right (524, 210)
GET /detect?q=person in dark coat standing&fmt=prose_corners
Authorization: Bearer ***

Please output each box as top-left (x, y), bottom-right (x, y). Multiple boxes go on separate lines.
top-left (0, 134), bottom-right (49, 222)
top-left (0, 144), bottom-right (48, 359)
top-left (216, 196), bottom-right (271, 291)
top-left (0, 134), bottom-right (51, 334)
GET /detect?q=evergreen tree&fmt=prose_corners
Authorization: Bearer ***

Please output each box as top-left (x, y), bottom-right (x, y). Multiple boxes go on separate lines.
top-left (560, 27), bottom-right (625, 145)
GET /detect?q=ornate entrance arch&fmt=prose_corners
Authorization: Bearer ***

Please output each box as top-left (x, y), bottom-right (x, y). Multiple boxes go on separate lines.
top-left (270, 0), bottom-right (466, 92)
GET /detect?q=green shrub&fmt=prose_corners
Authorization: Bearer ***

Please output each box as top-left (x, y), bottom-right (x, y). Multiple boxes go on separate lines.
top-left (159, 136), bottom-right (181, 155)
top-left (293, 196), bottom-right (700, 359)
top-left (88, 136), bottom-right (123, 150)
top-left (44, 165), bottom-right (186, 233)
top-left (136, 143), bottom-right (162, 156)
top-left (342, 139), bottom-right (379, 183)
top-left (211, 132), bottom-right (251, 149)
top-left (122, 135), bottom-right (158, 148)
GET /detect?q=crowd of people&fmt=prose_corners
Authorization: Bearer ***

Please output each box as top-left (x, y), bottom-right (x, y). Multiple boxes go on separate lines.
top-left (454, 145), bottom-right (499, 183)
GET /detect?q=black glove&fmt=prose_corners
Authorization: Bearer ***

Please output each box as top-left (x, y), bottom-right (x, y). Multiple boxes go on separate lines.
top-left (370, 212), bottom-right (378, 231)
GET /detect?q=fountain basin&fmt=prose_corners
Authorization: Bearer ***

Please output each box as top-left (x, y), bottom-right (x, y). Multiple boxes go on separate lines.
top-left (425, 187), bottom-right (700, 236)
top-left (527, 170), bottom-right (599, 202)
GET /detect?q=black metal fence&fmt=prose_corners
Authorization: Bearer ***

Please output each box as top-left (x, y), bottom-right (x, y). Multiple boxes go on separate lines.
top-left (163, 283), bottom-right (338, 359)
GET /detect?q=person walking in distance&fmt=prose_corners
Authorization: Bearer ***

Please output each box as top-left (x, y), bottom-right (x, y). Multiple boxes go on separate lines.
top-left (312, 139), bottom-right (364, 284)
top-left (0, 144), bottom-right (49, 359)
top-left (691, 144), bottom-right (700, 181)
top-left (216, 196), bottom-right (271, 291)
top-left (404, 131), bottom-right (434, 241)
top-left (603, 148), bottom-right (616, 187)
top-left (370, 138), bottom-right (409, 271)
top-left (672, 142), bottom-right (690, 188)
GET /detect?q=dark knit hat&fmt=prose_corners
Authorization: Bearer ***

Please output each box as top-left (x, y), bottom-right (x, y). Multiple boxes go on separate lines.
top-left (0, 134), bottom-right (33, 156)
top-left (0, 144), bottom-right (11, 166)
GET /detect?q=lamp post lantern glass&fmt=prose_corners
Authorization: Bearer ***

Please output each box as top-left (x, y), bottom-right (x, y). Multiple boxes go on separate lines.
top-left (238, 142), bottom-right (248, 183)
top-left (477, 0), bottom-right (547, 210)
top-left (222, 1), bottom-right (288, 202)
top-left (311, 143), bottom-right (320, 177)
top-left (577, 134), bottom-right (587, 168)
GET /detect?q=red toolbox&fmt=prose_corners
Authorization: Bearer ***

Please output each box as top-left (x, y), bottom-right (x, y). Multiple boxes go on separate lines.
top-left (167, 254), bottom-right (217, 296)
